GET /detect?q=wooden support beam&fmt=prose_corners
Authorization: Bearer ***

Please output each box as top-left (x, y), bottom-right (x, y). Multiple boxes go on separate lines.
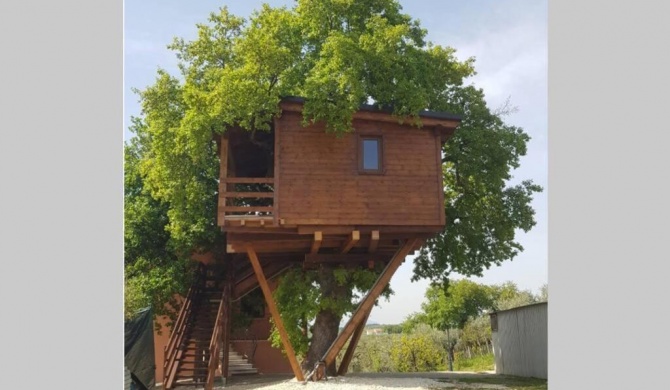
top-left (219, 140), bottom-right (228, 191)
top-left (313, 239), bottom-right (420, 377)
top-left (337, 307), bottom-right (373, 376)
top-left (220, 192), bottom-right (274, 198)
top-left (368, 230), bottom-right (379, 253)
top-left (305, 254), bottom-right (379, 263)
top-left (246, 245), bottom-right (305, 381)
top-left (310, 231), bottom-right (322, 254)
top-left (218, 138), bottom-right (229, 228)
top-left (339, 230), bottom-right (360, 254)
top-left (224, 177), bottom-right (275, 184)
top-left (233, 261), bottom-right (294, 299)
top-left (219, 206), bottom-right (274, 213)
top-left (297, 225), bottom-right (444, 235)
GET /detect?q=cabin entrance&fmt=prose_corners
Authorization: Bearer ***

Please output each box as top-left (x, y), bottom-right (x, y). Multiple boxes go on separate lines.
top-left (219, 127), bottom-right (276, 226)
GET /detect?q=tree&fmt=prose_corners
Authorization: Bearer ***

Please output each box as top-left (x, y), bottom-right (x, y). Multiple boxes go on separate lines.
top-left (491, 281), bottom-right (538, 310)
top-left (460, 315), bottom-right (493, 357)
top-left (539, 283), bottom-right (548, 302)
top-left (124, 121), bottom-right (195, 324)
top-left (390, 332), bottom-right (443, 372)
top-left (382, 324), bottom-right (404, 334)
top-left (412, 89), bottom-right (542, 285)
top-left (420, 279), bottom-right (495, 370)
top-left (269, 266), bottom-right (389, 374)
top-left (422, 280), bottom-right (495, 330)
top-left (126, 0), bottom-right (541, 376)
top-left (400, 312), bottom-right (429, 334)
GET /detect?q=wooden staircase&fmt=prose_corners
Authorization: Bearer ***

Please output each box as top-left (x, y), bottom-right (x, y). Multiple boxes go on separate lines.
top-left (226, 346), bottom-right (258, 375)
top-left (163, 264), bottom-right (229, 389)
top-left (163, 259), bottom-right (295, 389)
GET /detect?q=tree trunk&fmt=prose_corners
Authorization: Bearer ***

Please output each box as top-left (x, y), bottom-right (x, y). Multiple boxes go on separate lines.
top-left (446, 328), bottom-right (454, 371)
top-left (301, 265), bottom-right (351, 376)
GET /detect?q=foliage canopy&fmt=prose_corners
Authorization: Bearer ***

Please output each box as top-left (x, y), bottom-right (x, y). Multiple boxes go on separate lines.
top-left (124, 0), bottom-right (542, 357)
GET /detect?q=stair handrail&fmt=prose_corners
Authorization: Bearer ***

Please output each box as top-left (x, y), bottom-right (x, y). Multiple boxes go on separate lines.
top-left (163, 263), bottom-right (207, 388)
top-left (205, 286), bottom-right (227, 389)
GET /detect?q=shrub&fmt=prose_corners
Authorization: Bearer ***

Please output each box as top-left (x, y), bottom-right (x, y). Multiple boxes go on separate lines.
top-left (390, 332), bottom-right (444, 372)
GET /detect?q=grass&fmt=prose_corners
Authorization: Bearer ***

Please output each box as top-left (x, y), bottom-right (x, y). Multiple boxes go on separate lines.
top-left (453, 353), bottom-right (495, 372)
top-left (444, 376), bottom-right (548, 390)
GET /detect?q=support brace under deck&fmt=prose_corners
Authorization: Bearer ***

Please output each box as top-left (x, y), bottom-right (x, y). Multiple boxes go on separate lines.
top-left (246, 244), bottom-right (305, 381)
top-left (306, 238), bottom-right (422, 381)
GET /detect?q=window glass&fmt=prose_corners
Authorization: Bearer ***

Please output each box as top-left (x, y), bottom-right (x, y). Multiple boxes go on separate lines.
top-left (362, 138), bottom-right (380, 170)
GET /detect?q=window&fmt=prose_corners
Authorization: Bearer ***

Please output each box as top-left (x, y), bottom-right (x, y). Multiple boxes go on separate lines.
top-left (359, 136), bottom-right (383, 174)
top-left (490, 313), bottom-right (498, 332)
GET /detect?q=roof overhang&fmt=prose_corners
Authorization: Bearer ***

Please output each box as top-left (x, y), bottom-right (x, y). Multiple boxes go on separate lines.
top-left (279, 96), bottom-right (462, 139)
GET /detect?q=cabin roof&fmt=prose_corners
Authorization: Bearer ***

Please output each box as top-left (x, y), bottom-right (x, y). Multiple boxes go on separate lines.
top-left (281, 96), bottom-right (462, 122)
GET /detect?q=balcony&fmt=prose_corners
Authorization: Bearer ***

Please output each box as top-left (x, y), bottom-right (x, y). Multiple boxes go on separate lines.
top-left (218, 177), bottom-right (275, 227)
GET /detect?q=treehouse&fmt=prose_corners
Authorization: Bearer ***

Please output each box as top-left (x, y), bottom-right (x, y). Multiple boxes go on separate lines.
top-left (161, 97), bottom-right (461, 389)
top-left (219, 96), bottom-right (460, 253)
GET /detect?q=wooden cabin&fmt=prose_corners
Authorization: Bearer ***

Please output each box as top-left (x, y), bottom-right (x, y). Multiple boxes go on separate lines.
top-left (218, 96), bottom-right (461, 264)
top-left (161, 97), bottom-right (460, 389)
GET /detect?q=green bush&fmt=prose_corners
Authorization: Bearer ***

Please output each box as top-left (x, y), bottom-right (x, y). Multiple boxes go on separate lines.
top-left (390, 333), bottom-right (444, 372)
top-left (347, 334), bottom-right (397, 373)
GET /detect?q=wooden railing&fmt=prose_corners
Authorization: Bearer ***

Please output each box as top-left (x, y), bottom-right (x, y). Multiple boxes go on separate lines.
top-left (205, 285), bottom-right (229, 389)
top-left (163, 264), bottom-right (206, 389)
top-left (220, 177), bottom-right (275, 217)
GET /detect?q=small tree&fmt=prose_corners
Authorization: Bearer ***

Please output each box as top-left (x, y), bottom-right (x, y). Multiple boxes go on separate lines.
top-left (492, 281), bottom-right (538, 310)
top-left (390, 331), bottom-right (444, 372)
top-left (421, 279), bottom-right (495, 370)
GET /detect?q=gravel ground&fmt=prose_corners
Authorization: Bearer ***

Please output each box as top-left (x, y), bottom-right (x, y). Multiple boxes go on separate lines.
top-left (221, 376), bottom-right (508, 389)
top-left (168, 372), bottom-right (508, 390)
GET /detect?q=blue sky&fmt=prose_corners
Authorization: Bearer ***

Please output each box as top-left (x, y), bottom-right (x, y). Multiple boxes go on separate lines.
top-left (124, 0), bottom-right (548, 325)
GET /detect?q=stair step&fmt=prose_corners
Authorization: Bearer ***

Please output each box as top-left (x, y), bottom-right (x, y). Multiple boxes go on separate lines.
top-left (179, 346), bottom-right (211, 351)
top-left (229, 364), bottom-right (254, 370)
top-left (174, 379), bottom-right (207, 385)
top-left (230, 369), bottom-right (258, 375)
top-left (178, 367), bottom-right (210, 372)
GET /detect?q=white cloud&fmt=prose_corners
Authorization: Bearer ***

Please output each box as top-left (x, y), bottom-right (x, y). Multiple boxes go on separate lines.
top-left (454, 21), bottom-right (547, 110)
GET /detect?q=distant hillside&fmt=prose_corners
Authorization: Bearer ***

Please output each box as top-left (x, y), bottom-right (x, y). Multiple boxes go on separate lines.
top-left (338, 322), bottom-right (401, 333)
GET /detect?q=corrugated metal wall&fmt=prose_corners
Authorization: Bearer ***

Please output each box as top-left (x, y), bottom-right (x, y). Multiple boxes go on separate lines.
top-left (491, 302), bottom-right (547, 379)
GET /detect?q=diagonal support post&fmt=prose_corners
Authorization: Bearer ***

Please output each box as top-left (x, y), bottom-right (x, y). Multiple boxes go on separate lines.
top-left (246, 244), bottom-right (305, 381)
top-left (337, 306), bottom-right (373, 376)
top-left (307, 238), bottom-right (421, 380)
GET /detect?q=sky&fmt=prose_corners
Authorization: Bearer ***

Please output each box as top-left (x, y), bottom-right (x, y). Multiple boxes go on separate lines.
top-left (124, 0), bottom-right (548, 325)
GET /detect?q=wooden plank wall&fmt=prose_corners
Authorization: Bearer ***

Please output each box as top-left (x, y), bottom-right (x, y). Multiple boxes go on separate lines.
top-left (277, 111), bottom-right (442, 226)
top-left (491, 303), bottom-right (548, 379)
